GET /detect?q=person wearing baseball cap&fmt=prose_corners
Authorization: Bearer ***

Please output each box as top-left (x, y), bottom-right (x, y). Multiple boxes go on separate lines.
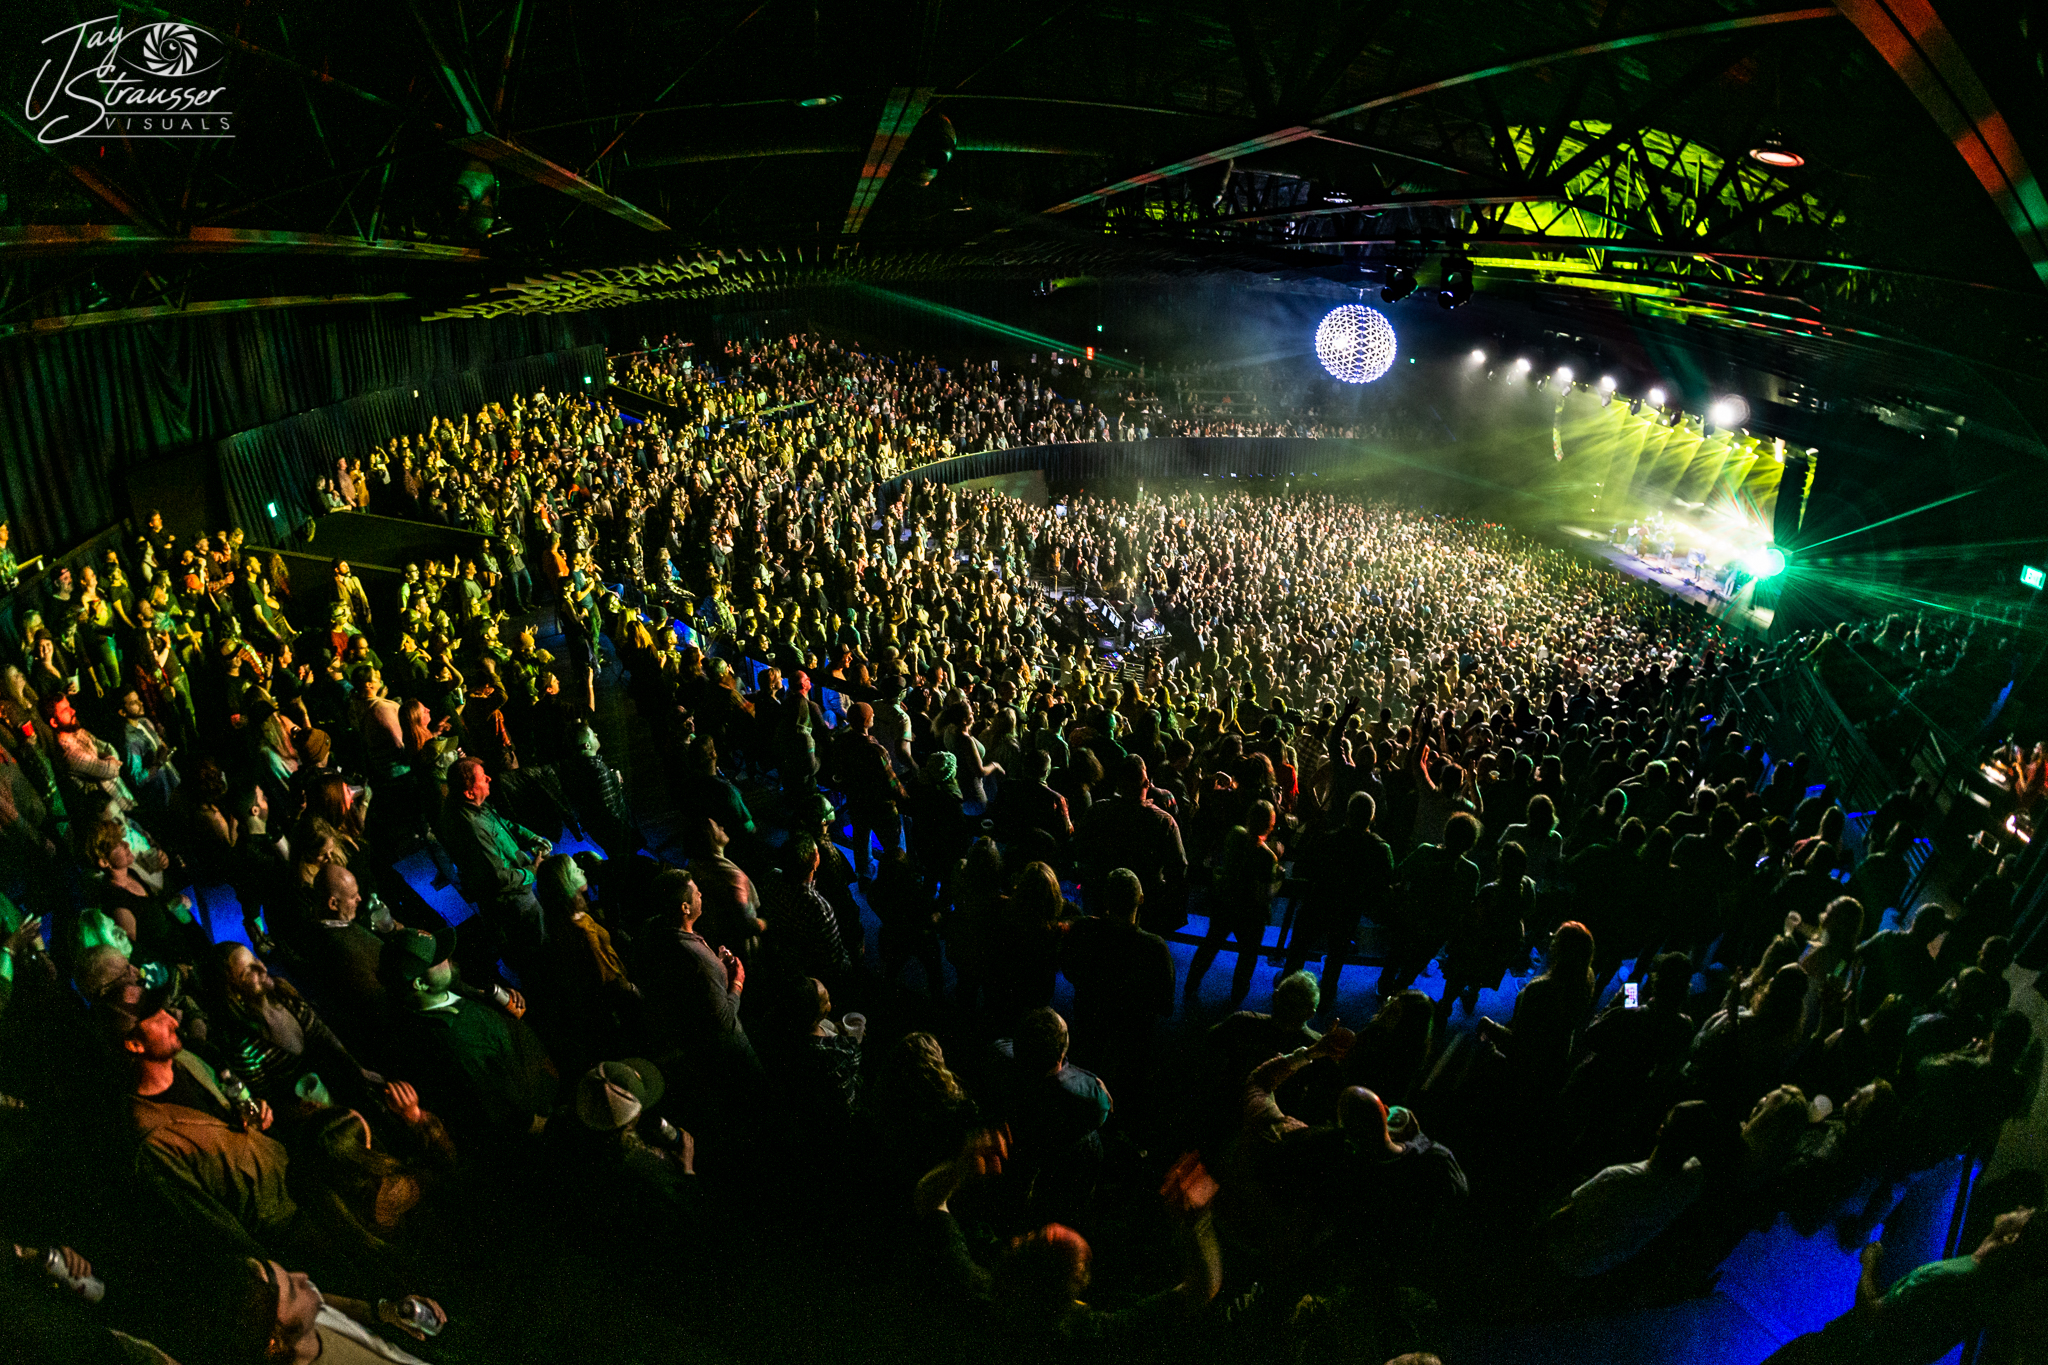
top-left (111, 980), bottom-right (302, 1262)
top-left (382, 925), bottom-right (556, 1149)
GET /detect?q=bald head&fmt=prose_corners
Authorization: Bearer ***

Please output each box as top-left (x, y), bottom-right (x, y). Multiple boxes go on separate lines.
top-left (315, 862), bottom-right (361, 923)
top-left (1336, 1086), bottom-right (1395, 1151)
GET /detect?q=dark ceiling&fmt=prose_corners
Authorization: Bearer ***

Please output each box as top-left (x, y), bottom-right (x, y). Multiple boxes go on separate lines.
top-left (4, 0), bottom-right (2046, 423)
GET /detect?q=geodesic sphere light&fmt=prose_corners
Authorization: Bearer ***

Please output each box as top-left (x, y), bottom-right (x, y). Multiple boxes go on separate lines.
top-left (1315, 304), bottom-right (1398, 384)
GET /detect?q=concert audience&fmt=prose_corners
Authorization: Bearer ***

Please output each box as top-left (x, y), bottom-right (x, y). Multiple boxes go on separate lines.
top-left (0, 332), bottom-right (2037, 1365)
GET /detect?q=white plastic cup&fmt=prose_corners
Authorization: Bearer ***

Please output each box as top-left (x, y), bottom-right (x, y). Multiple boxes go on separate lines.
top-left (841, 1012), bottom-right (867, 1043)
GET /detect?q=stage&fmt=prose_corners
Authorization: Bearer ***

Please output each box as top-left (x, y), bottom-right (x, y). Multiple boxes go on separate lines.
top-left (1557, 524), bottom-right (1776, 635)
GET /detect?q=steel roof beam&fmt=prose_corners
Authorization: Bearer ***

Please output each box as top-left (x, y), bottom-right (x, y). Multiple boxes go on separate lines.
top-left (1044, 8), bottom-right (1841, 213)
top-left (1833, 0), bottom-right (2048, 286)
top-left (844, 87), bottom-right (935, 235)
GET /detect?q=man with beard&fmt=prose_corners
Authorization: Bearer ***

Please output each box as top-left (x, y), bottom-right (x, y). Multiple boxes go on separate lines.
top-left (40, 690), bottom-right (132, 810)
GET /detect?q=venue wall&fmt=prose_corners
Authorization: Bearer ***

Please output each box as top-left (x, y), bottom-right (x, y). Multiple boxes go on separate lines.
top-left (0, 303), bottom-right (605, 559)
top-left (885, 437), bottom-right (1530, 513)
top-left (219, 345), bottom-right (605, 542)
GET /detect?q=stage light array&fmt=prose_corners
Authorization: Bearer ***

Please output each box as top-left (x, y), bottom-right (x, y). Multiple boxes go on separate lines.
top-left (1314, 304), bottom-right (1398, 384)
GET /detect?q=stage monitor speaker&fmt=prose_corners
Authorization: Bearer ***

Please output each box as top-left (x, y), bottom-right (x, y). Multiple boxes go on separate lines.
top-left (1773, 454), bottom-right (1813, 547)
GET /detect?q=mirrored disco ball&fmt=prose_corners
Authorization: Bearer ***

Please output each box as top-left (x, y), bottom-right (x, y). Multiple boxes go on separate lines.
top-left (1315, 304), bottom-right (1398, 384)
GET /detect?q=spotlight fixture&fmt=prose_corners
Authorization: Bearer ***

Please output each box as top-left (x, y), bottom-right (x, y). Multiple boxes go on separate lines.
top-left (1627, 398), bottom-right (1643, 416)
top-left (1436, 254), bottom-right (1474, 309)
top-left (1380, 266), bottom-right (1417, 304)
top-left (1647, 387), bottom-right (1667, 407)
top-left (1708, 396), bottom-right (1749, 428)
top-left (1742, 544), bottom-right (1790, 579)
top-left (1599, 375), bottom-right (1617, 391)
top-left (1513, 357), bottom-right (1532, 373)
top-left (1469, 348), bottom-right (1485, 364)
top-left (1555, 365), bottom-right (1574, 384)
top-left (1748, 133), bottom-right (1804, 169)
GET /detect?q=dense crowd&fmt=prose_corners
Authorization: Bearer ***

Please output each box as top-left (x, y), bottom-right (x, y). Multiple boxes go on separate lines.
top-left (0, 331), bottom-right (2040, 1365)
top-left (611, 337), bottom-right (1417, 473)
top-left (1107, 356), bottom-right (1439, 443)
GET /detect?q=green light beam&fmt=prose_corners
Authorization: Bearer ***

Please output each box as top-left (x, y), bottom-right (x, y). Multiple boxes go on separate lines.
top-left (1793, 484), bottom-right (1997, 552)
top-left (846, 284), bottom-right (1136, 370)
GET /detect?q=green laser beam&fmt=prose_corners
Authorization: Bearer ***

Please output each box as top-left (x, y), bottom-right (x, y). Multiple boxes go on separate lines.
top-left (846, 284), bottom-right (1135, 370)
top-left (1794, 484), bottom-right (1996, 552)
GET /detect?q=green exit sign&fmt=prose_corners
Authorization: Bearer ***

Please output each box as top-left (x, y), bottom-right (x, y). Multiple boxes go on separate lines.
top-left (2022, 565), bottom-right (2046, 589)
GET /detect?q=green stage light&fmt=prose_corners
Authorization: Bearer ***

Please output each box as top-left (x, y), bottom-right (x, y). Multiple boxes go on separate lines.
top-left (1744, 545), bottom-right (1789, 579)
top-left (2022, 565), bottom-right (2046, 590)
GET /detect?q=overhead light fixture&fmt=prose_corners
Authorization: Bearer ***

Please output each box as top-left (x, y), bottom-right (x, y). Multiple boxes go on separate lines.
top-left (1599, 375), bottom-right (1617, 391)
top-left (796, 95), bottom-right (841, 107)
top-left (1380, 266), bottom-right (1417, 304)
top-left (1468, 349), bottom-right (1485, 364)
top-left (1436, 254), bottom-right (1474, 309)
top-left (1749, 133), bottom-right (1804, 169)
top-left (1647, 386), bottom-right (1667, 407)
top-left (1708, 396), bottom-right (1749, 427)
top-left (1555, 365), bottom-right (1574, 384)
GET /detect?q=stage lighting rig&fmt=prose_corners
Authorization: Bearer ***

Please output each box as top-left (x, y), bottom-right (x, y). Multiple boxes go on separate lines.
top-left (1380, 266), bottom-right (1418, 304)
top-left (1436, 255), bottom-right (1474, 309)
top-left (1647, 387), bottom-right (1667, 407)
top-left (1469, 349), bottom-right (1485, 364)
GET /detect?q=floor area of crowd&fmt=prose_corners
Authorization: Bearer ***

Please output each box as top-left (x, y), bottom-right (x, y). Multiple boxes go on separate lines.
top-left (161, 590), bottom-right (2001, 1365)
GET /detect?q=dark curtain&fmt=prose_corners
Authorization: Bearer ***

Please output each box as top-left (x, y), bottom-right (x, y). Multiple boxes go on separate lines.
top-left (219, 345), bottom-right (606, 541)
top-left (0, 303), bottom-right (601, 557)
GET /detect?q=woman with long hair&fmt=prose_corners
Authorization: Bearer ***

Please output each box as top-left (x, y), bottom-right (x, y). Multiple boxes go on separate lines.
top-left (984, 861), bottom-right (1071, 1027)
top-left (307, 772), bottom-right (370, 860)
top-left (1481, 919), bottom-right (1597, 1107)
top-left (865, 1031), bottom-right (979, 1191)
top-left (938, 698), bottom-right (1004, 811)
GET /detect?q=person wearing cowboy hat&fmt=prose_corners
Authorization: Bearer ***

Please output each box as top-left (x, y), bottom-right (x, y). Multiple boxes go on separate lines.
top-left (552, 1058), bottom-right (702, 1226)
